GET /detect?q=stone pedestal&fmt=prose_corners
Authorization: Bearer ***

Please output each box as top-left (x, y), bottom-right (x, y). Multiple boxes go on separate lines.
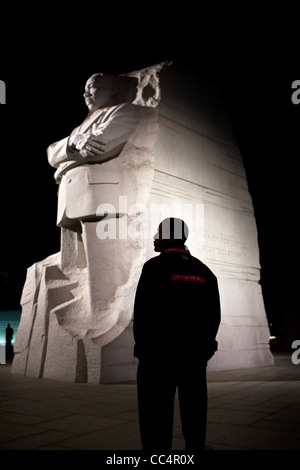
top-left (12, 63), bottom-right (273, 383)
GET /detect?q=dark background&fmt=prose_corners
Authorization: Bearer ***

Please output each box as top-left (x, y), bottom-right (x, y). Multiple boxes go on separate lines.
top-left (0, 13), bottom-right (299, 348)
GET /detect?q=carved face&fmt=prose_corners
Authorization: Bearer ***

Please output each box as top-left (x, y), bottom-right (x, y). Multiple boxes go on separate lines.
top-left (83, 74), bottom-right (116, 112)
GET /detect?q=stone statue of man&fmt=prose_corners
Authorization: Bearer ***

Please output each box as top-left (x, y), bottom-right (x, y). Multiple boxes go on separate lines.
top-left (45, 72), bottom-right (158, 342)
top-left (47, 73), bottom-right (145, 230)
top-left (11, 68), bottom-right (160, 382)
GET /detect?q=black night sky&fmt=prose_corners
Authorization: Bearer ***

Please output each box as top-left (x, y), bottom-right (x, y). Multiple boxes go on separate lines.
top-left (1, 14), bottom-right (299, 348)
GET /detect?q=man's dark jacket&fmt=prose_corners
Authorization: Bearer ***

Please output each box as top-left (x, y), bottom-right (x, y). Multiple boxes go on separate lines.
top-left (133, 248), bottom-right (221, 363)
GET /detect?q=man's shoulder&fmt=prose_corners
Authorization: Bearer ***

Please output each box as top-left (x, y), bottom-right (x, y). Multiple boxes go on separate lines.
top-left (142, 252), bottom-right (217, 281)
top-left (189, 254), bottom-right (217, 280)
top-left (143, 255), bottom-right (162, 268)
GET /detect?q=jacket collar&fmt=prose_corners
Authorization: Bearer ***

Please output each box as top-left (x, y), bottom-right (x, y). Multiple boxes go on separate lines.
top-left (163, 248), bottom-right (190, 254)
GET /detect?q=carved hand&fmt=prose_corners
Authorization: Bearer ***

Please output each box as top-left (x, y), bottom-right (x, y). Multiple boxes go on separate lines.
top-left (68, 133), bottom-right (106, 158)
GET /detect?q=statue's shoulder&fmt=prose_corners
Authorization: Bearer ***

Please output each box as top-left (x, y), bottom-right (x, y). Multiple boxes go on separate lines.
top-left (113, 102), bottom-right (145, 114)
top-left (105, 103), bottom-right (153, 125)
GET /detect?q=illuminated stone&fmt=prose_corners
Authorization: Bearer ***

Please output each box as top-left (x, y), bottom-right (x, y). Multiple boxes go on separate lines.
top-left (145, 65), bottom-right (273, 371)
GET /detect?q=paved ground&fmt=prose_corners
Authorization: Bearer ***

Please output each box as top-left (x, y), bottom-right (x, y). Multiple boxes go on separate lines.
top-left (0, 351), bottom-right (299, 451)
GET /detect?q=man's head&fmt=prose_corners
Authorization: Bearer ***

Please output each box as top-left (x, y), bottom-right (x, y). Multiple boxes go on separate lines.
top-left (83, 73), bottom-right (138, 112)
top-left (153, 218), bottom-right (189, 252)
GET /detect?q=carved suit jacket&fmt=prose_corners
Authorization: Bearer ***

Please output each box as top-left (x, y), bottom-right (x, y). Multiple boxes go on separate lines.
top-left (47, 103), bottom-right (145, 228)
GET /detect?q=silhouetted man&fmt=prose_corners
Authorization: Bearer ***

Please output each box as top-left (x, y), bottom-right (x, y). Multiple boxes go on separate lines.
top-left (133, 218), bottom-right (221, 451)
top-left (6, 323), bottom-right (14, 363)
top-left (6, 323), bottom-right (13, 346)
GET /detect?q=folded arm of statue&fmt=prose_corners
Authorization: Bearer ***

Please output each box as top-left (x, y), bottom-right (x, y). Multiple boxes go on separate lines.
top-left (48, 102), bottom-right (144, 182)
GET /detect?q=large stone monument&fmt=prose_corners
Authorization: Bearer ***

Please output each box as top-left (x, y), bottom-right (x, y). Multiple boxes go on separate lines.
top-left (12, 63), bottom-right (273, 383)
